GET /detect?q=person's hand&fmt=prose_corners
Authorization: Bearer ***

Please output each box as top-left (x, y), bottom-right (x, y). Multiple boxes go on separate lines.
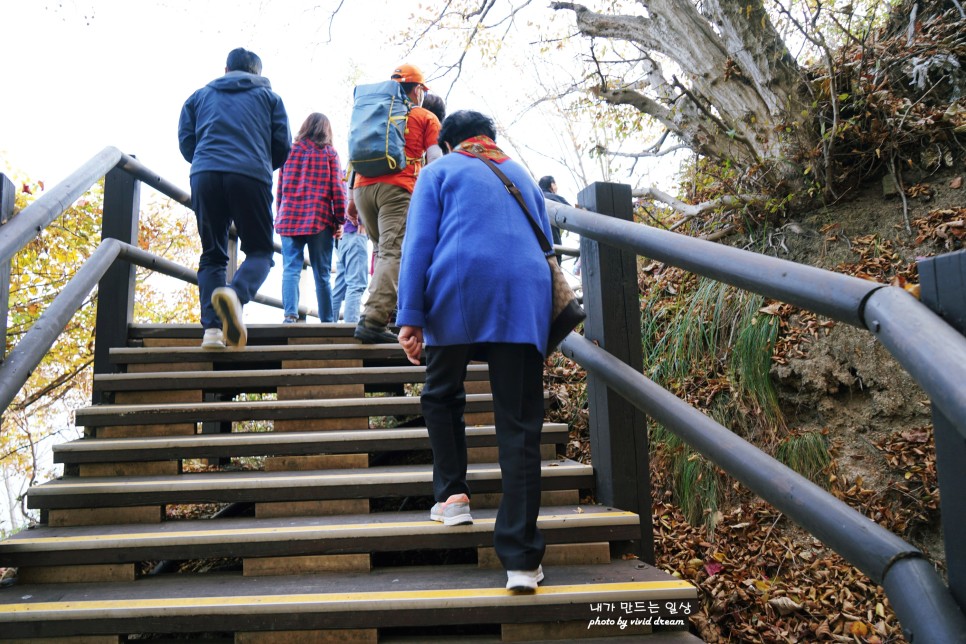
top-left (346, 199), bottom-right (359, 226)
top-left (398, 325), bottom-right (424, 365)
top-left (334, 224), bottom-right (344, 240)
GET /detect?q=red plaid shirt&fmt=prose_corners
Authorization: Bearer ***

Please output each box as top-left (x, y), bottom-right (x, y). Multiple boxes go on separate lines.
top-left (275, 140), bottom-right (346, 235)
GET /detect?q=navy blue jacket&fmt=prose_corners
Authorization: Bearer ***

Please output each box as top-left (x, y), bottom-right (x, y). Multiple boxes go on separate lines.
top-left (178, 71), bottom-right (291, 185)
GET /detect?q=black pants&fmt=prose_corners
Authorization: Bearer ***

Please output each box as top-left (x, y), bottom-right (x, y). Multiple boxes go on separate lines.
top-left (422, 343), bottom-right (547, 570)
top-left (190, 171), bottom-right (275, 329)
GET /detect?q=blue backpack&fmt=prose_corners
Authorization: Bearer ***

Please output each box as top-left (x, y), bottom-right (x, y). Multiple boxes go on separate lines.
top-left (348, 81), bottom-right (412, 178)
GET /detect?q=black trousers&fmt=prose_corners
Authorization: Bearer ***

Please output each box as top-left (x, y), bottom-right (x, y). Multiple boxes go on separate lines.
top-left (422, 343), bottom-right (547, 570)
top-left (190, 171), bottom-right (275, 330)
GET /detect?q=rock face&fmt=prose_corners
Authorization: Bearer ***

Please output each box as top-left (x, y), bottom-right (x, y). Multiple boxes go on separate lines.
top-left (766, 166), bottom-right (964, 564)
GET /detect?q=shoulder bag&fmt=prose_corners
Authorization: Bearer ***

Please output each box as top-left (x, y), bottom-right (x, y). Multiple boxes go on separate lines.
top-left (464, 150), bottom-right (586, 355)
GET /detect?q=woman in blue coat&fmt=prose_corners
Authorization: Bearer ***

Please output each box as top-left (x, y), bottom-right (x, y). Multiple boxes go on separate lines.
top-left (396, 110), bottom-right (553, 592)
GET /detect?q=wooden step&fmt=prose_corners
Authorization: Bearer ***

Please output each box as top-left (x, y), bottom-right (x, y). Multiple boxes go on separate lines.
top-left (54, 424), bottom-right (569, 464)
top-left (128, 323), bottom-right (358, 343)
top-left (109, 343), bottom-right (410, 367)
top-left (27, 459), bottom-right (594, 510)
top-left (379, 634), bottom-right (705, 643)
top-left (74, 393), bottom-right (517, 428)
top-left (0, 560), bottom-right (697, 639)
top-left (93, 364), bottom-right (489, 395)
top-left (0, 506), bottom-right (638, 567)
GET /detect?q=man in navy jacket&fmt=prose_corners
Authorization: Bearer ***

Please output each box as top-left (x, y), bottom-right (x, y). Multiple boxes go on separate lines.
top-left (179, 47), bottom-right (291, 349)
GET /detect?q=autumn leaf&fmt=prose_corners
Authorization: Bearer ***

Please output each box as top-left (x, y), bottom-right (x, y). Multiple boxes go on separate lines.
top-left (768, 596), bottom-right (802, 616)
top-left (901, 429), bottom-right (929, 443)
top-left (704, 561), bottom-right (724, 576)
top-left (849, 621), bottom-right (869, 637)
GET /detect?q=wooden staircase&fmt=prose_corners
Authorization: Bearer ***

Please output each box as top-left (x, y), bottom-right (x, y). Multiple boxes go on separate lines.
top-left (0, 323), bottom-right (700, 642)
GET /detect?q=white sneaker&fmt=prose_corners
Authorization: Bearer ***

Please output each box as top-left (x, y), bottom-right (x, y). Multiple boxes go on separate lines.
top-left (429, 494), bottom-right (473, 526)
top-left (506, 565), bottom-right (544, 592)
top-left (201, 328), bottom-right (225, 350)
top-left (211, 287), bottom-right (247, 349)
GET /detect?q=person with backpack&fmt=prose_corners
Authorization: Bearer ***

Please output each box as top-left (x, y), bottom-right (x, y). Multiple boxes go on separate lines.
top-left (178, 47), bottom-right (291, 350)
top-left (346, 63), bottom-right (442, 344)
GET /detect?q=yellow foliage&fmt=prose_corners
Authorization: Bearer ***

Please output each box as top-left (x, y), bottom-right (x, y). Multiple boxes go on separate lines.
top-left (2, 176), bottom-right (200, 495)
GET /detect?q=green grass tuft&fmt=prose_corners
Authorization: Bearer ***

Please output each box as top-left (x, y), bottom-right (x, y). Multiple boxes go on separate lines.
top-left (775, 431), bottom-right (831, 486)
top-left (672, 447), bottom-right (721, 536)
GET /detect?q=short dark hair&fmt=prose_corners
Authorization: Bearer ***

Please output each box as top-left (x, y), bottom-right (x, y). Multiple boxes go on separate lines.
top-left (538, 176), bottom-right (555, 191)
top-left (422, 93), bottom-right (446, 123)
top-left (398, 82), bottom-right (420, 97)
top-left (438, 110), bottom-right (497, 151)
top-left (226, 48), bottom-right (262, 75)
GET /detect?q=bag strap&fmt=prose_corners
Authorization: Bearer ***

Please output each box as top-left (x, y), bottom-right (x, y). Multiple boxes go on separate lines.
top-left (462, 149), bottom-right (553, 254)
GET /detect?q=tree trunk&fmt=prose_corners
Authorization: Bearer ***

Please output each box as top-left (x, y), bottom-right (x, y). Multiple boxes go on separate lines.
top-left (553, 0), bottom-right (807, 183)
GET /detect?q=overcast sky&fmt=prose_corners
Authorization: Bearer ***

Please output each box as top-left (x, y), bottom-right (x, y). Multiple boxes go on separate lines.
top-left (2, 1), bottom-right (421, 187)
top-left (1, 0), bottom-right (677, 316)
top-left (2, 1), bottom-right (617, 194)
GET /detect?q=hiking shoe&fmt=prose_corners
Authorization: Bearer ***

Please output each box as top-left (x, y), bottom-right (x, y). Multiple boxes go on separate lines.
top-left (429, 494), bottom-right (473, 526)
top-left (506, 565), bottom-right (544, 592)
top-left (211, 287), bottom-right (247, 349)
top-left (201, 328), bottom-right (226, 350)
top-left (353, 317), bottom-right (398, 344)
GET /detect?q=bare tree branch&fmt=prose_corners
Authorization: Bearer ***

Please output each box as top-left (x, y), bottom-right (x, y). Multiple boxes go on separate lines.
top-left (632, 186), bottom-right (767, 229)
top-left (598, 143), bottom-right (691, 159)
top-left (434, 0), bottom-right (499, 89)
top-left (325, 0), bottom-right (347, 43)
top-left (10, 358), bottom-right (93, 412)
top-left (402, 0), bottom-right (458, 58)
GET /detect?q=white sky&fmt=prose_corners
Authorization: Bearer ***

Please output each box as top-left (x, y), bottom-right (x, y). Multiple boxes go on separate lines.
top-left (1, 1), bottom-right (604, 195)
top-left (0, 1), bottom-right (678, 528)
top-left (0, 0), bottom-right (676, 319)
top-left (2, 1), bottom-right (420, 188)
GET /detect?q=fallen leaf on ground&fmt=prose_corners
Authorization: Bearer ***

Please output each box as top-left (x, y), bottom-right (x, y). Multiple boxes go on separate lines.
top-left (768, 596), bottom-right (803, 615)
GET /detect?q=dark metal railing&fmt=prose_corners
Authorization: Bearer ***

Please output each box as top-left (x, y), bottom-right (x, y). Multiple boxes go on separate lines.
top-left (3, 151), bottom-right (965, 641)
top-left (0, 147), bottom-right (305, 410)
top-left (549, 200), bottom-right (966, 433)
top-left (547, 185), bottom-right (966, 643)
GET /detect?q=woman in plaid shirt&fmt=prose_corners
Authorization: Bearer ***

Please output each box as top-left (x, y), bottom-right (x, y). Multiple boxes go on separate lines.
top-left (275, 112), bottom-right (346, 322)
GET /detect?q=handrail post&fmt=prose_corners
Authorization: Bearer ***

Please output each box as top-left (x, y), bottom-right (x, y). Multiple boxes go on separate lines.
top-left (918, 249), bottom-right (966, 613)
top-left (93, 164), bottom-right (141, 404)
top-left (575, 181), bottom-right (654, 563)
top-left (1, 174), bottom-right (14, 364)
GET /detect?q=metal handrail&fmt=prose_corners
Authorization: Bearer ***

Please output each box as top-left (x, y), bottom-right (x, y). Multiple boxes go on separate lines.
top-left (550, 198), bottom-right (966, 641)
top-left (3, 151), bottom-right (963, 640)
top-left (560, 333), bottom-right (966, 642)
top-left (549, 201), bottom-right (966, 440)
top-left (0, 146), bottom-right (290, 269)
top-left (0, 148), bottom-right (124, 267)
top-left (1, 148), bottom-right (313, 411)
top-left (0, 238), bottom-right (288, 413)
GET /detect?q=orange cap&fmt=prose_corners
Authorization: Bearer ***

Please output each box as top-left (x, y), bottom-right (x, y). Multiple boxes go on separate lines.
top-left (391, 63), bottom-right (429, 90)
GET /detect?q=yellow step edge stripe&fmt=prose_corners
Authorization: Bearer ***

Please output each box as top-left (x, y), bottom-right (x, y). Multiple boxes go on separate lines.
top-left (34, 463), bottom-right (589, 491)
top-left (62, 424), bottom-right (567, 450)
top-left (0, 581), bottom-right (696, 616)
top-left (3, 512), bottom-right (638, 547)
